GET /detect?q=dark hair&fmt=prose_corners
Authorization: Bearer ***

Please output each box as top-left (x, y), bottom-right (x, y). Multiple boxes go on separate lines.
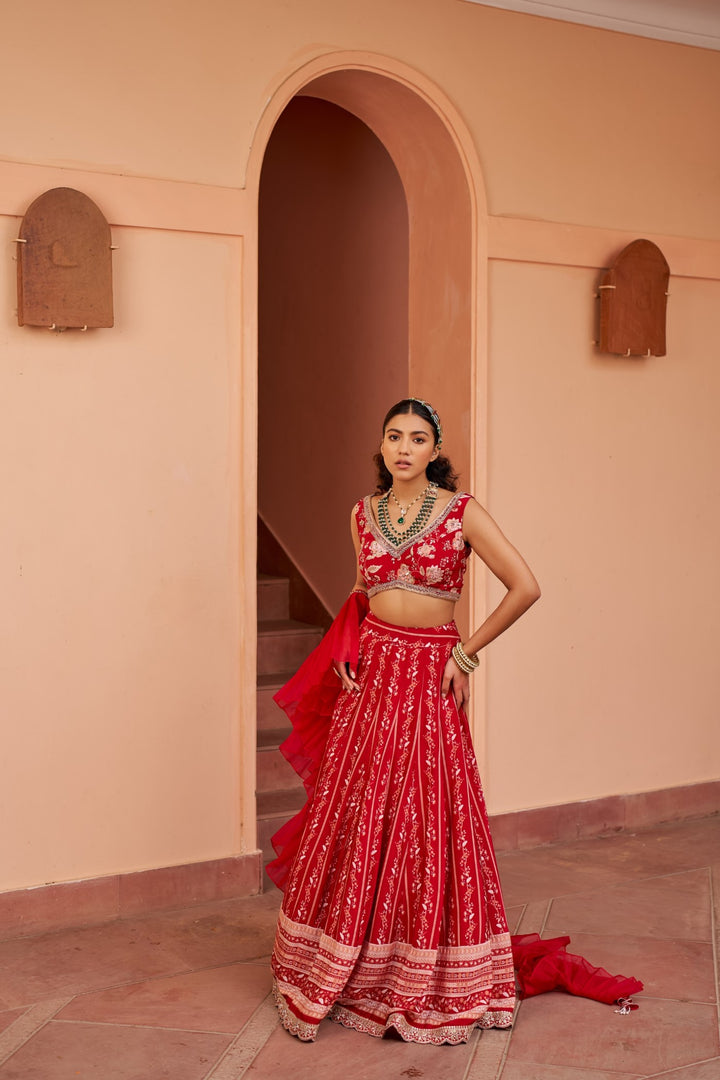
top-left (373, 398), bottom-right (459, 493)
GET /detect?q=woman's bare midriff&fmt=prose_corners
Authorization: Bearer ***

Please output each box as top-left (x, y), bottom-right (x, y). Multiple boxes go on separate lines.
top-left (369, 588), bottom-right (456, 629)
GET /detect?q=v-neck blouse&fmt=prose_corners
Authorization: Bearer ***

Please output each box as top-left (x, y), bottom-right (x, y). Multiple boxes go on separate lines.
top-left (355, 491), bottom-right (473, 602)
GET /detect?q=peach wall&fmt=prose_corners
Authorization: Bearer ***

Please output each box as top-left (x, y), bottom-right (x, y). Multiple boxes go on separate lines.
top-left (0, 0), bottom-right (718, 894)
top-left (484, 261), bottom-right (720, 812)
top-left (0, 222), bottom-right (247, 890)
top-left (3, 2), bottom-right (718, 239)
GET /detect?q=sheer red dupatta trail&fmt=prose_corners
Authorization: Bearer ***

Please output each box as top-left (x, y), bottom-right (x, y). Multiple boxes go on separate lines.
top-left (265, 591), bottom-right (369, 890)
top-left (511, 934), bottom-right (643, 1009)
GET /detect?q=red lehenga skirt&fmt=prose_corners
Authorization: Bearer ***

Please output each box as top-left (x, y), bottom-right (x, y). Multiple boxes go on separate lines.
top-left (269, 612), bottom-right (516, 1044)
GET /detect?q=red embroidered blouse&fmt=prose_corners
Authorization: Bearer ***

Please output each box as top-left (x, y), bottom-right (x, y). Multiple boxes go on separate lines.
top-left (355, 492), bottom-right (473, 602)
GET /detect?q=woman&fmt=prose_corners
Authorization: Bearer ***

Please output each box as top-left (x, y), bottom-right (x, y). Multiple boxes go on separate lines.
top-left (268, 397), bottom-right (540, 1044)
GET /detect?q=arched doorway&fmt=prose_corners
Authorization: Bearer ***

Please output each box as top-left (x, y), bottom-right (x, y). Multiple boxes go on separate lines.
top-left (254, 62), bottom-right (484, 616)
top-left (246, 58), bottom-right (488, 873)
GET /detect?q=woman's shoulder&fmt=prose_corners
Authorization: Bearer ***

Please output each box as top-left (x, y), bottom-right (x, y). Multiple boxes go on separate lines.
top-left (444, 491), bottom-right (480, 527)
top-left (439, 488), bottom-right (474, 510)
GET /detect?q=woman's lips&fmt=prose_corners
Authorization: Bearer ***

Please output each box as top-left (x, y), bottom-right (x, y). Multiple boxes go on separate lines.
top-left (395, 461), bottom-right (411, 468)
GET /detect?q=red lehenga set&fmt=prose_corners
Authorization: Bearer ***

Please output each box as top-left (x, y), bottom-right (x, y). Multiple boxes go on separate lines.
top-left (267, 492), bottom-right (517, 1044)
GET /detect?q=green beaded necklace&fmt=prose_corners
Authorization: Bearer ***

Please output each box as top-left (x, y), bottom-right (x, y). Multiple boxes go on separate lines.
top-left (377, 482), bottom-right (438, 546)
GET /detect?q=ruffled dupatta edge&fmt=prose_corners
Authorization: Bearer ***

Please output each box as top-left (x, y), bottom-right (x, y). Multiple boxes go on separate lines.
top-left (510, 934), bottom-right (643, 1009)
top-left (265, 591), bottom-right (369, 890)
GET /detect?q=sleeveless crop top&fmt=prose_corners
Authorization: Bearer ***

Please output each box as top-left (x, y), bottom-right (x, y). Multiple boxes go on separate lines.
top-left (355, 492), bottom-right (473, 602)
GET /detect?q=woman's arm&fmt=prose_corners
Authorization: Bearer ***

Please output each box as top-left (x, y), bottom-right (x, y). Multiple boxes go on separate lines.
top-left (442, 498), bottom-right (540, 707)
top-left (332, 507), bottom-right (367, 693)
top-left (350, 505), bottom-right (368, 595)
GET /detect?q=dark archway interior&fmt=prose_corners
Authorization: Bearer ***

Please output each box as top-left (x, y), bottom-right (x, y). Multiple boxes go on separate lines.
top-left (258, 96), bottom-right (408, 613)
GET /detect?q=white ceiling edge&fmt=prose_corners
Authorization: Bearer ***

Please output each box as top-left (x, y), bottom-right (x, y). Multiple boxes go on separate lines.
top-left (461, 0), bottom-right (720, 51)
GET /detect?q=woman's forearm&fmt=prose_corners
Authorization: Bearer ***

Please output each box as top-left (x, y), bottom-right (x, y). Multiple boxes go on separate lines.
top-left (462, 580), bottom-right (540, 658)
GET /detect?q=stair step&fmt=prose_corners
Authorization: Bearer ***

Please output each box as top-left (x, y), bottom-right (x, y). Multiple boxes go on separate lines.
top-left (257, 574), bottom-right (290, 621)
top-left (257, 673), bottom-right (292, 731)
top-left (257, 742), bottom-right (301, 792)
top-left (255, 559), bottom-right (326, 890)
top-left (256, 716), bottom-right (298, 794)
top-left (257, 786), bottom-right (307, 819)
top-left (257, 726), bottom-right (291, 749)
top-left (257, 787), bottom-right (306, 863)
top-left (257, 619), bottom-right (323, 676)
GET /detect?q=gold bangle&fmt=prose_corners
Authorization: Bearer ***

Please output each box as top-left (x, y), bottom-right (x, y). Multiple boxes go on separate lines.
top-left (455, 639), bottom-right (479, 665)
top-left (452, 643), bottom-right (476, 674)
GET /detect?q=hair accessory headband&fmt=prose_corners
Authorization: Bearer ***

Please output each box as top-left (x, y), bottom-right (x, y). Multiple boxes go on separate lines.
top-left (409, 397), bottom-right (443, 448)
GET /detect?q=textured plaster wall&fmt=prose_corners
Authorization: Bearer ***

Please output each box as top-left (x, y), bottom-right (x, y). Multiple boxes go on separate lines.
top-left (484, 263), bottom-right (720, 812)
top-left (2, 1), bottom-right (718, 238)
top-left (0, 0), bottom-right (718, 891)
top-left (0, 226), bottom-right (246, 890)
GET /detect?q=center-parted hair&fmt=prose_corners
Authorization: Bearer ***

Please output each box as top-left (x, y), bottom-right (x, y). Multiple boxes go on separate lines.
top-left (373, 398), bottom-right (459, 493)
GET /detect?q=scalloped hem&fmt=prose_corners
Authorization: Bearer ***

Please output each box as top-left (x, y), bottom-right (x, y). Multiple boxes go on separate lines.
top-left (273, 980), bottom-right (515, 1045)
top-left (329, 1003), bottom-right (515, 1045)
top-left (273, 981), bottom-right (320, 1042)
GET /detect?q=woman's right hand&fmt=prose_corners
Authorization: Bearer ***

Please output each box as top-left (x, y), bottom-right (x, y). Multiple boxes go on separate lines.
top-left (441, 655), bottom-right (471, 710)
top-left (334, 661), bottom-right (360, 693)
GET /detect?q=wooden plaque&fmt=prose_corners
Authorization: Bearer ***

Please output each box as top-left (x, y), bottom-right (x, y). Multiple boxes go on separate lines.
top-left (17, 187), bottom-right (113, 329)
top-left (598, 239), bottom-right (669, 357)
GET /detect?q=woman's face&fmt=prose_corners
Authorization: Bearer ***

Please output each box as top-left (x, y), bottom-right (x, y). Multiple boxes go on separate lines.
top-left (381, 412), bottom-right (438, 485)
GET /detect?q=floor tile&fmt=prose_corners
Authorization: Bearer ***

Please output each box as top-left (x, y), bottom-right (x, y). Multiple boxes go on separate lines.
top-left (208, 992), bottom-right (278, 1079)
top-left (505, 905), bottom-right (525, 933)
top-left (55, 962), bottom-right (272, 1034)
top-left (505, 994), bottom-right (719, 1075)
top-left (247, 1014), bottom-right (478, 1079)
top-left (558, 819), bottom-right (720, 881)
top-left (2, 816), bottom-right (717, 1079)
top-left (643, 1060), bottom-right (720, 1079)
top-left (0, 1012), bottom-right (25, 1038)
top-left (501, 1064), bottom-right (643, 1079)
top-left (0, 892), bottom-right (281, 1010)
top-left (553, 932), bottom-right (716, 1003)
top-left (153, 892), bottom-right (280, 969)
top-left (497, 847), bottom-right (636, 906)
top-left (628, 818), bottom-right (720, 870)
top-left (0, 999), bottom-right (75, 1066)
top-left (512, 899), bottom-right (552, 936)
top-left (545, 868), bottom-right (712, 941)
top-left (0, 1020), bottom-right (232, 1080)
top-left (498, 819), bottom-right (720, 908)
top-left (711, 862), bottom-right (720, 927)
top-left (467, 1026), bottom-right (512, 1079)
top-left (0, 921), bottom-right (189, 1009)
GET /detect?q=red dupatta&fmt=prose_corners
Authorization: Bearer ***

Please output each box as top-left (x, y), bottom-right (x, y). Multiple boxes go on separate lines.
top-left (266, 591), bottom-right (369, 889)
top-left (511, 934), bottom-right (643, 1010)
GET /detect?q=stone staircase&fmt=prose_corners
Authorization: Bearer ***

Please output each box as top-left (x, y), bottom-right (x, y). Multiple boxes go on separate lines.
top-left (256, 573), bottom-right (324, 885)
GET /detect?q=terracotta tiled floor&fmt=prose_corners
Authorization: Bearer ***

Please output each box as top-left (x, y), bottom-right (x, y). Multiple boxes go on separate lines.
top-left (1, 816), bottom-right (718, 1079)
